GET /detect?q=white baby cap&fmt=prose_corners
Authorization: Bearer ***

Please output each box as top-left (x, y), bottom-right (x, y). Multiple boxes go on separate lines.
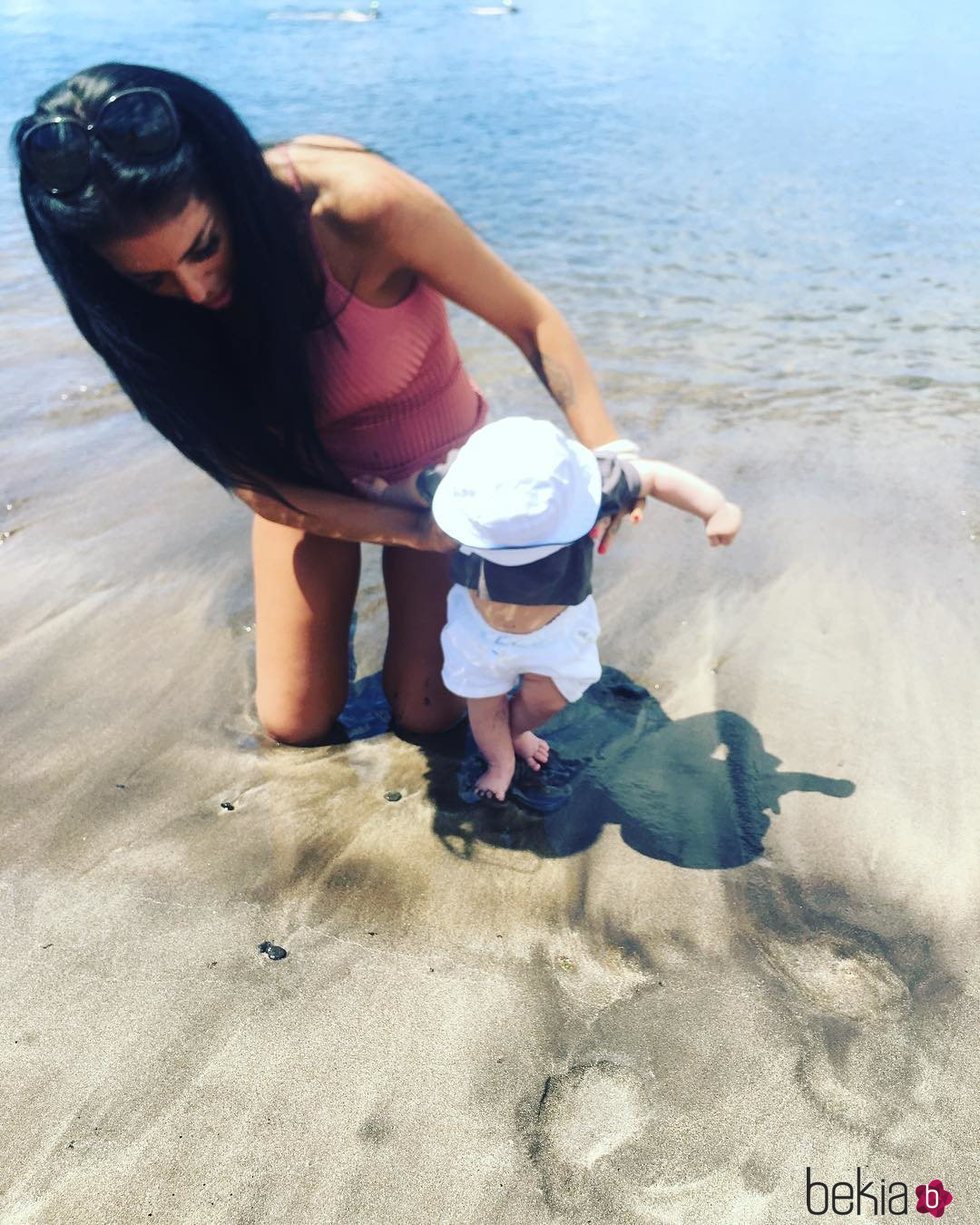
top-left (431, 416), bottom-right (601, 566)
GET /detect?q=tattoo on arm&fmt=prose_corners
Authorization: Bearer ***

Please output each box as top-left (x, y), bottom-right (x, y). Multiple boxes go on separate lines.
top-left (529, 347), bottom-right (575, 411)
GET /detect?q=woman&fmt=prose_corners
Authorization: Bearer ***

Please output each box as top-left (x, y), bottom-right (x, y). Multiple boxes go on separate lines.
top-left (13, 63), bottom-right (626, 745)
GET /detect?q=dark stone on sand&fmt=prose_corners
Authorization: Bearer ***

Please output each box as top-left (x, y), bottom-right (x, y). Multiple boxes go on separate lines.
top-left (220, 801), bottom-right (235, 811)
top-left (257, 942), bottom-right (287, 960)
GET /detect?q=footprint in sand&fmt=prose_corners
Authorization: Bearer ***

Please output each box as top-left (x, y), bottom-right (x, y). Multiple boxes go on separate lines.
top-left (740, 870), bottom-right (960, 1137)
top-left (760, 937), bottom-right (909, 1023)
top-left (516, 959), bottom-right (803, 1217)
top-left (519, 1061), bottom-right (652, 1215)
top-left (799, 1020), bottom-right (923, 1134)
top-left (758, 934), bottom-right (925, 1132)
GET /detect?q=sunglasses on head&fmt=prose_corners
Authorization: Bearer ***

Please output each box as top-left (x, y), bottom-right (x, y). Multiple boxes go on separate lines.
top-left (19, 87), bottom-right (181, 197)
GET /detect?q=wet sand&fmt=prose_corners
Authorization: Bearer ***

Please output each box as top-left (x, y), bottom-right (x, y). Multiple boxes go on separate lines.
top-left (2, 356), bottom-right (977, 1223)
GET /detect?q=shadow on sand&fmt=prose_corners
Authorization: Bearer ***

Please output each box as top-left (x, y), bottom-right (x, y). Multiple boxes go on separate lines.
top-left (338, 665), bottom-right (855, 871)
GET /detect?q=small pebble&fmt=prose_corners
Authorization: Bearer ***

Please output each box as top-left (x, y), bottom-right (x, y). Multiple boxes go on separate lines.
top-left (220, 801), bottom-right (235, 811)
top-left (384, 791), bottom-right (402, 802)
top-left (257, 941), bottom-right (287, 960)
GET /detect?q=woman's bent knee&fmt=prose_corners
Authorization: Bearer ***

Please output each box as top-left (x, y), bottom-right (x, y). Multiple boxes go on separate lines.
top-left (259, 715), bottom-right (346, 747)
top-left (256, 694), bottom-right (348, 747)
top-left (251, 516), bottom-right (360, 747)
top-left (388, 688), bottom-right (465, 738)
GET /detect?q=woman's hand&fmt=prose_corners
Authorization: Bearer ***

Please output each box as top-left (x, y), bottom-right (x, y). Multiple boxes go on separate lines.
top-left (705, 501), bottom-right (742, 547)
top-left (234, 482), bottom-right (447, 551)
top-left (415, 512), bottom-right (459, 554)
top-left (589, 500), bottom-right (646, 555)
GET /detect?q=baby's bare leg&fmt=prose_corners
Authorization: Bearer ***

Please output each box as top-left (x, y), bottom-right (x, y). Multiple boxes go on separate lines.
top-left (510, 673), bottom-right (568, 771)
top-left (467, 695), bottom-right (516, 801)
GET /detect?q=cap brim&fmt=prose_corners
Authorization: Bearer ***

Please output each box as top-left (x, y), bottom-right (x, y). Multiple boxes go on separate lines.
top-left (465, 542), bottom-right (565, 568)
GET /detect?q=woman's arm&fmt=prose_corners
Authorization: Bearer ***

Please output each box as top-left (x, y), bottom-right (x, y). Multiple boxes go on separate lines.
top-left (234, 484), bottom-right (456, 552)
top-left (315, 153), bottom-right (620, 448)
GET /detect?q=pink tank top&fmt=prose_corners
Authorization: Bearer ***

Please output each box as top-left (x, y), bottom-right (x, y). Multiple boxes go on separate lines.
top-left (273, 146), bottom-right (487, 483)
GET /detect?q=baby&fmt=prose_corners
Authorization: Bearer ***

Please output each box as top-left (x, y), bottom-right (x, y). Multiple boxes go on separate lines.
top-left (356, 417), bottom-right (741, 803)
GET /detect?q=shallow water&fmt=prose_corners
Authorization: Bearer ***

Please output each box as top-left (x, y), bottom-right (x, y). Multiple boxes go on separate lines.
top-left (3, 0), bottom-right (980, 437)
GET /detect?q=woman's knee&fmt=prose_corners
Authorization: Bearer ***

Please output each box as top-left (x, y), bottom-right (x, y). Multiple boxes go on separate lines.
top-left (386, 683), bottom-right (465, 738)
top-left (254, 638), bottom-right (351, 744)
top-left (251, 517), bottom-right (360, 746)
top-left (381, 544), bottom-right (461, 734)
top-left (256, 694), bottom-right (348, 746)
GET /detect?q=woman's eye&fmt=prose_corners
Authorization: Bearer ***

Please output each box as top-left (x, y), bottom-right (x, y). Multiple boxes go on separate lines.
top-left (189, 233), bottom-right (221, 262)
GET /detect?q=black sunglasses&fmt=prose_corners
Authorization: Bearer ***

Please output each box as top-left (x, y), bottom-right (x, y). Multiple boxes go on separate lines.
top-left (19, 87), bottom-right (181, 197)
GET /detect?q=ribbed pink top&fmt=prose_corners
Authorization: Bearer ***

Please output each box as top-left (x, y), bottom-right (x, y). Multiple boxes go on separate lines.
top-left (308, 272), bottom-right (487, 482)
top-left (273, 147), bottom-right (487, 482)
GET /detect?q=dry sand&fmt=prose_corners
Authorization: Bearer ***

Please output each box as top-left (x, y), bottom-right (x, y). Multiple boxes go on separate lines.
top-left (1, 382), bottom-right (978, 1223)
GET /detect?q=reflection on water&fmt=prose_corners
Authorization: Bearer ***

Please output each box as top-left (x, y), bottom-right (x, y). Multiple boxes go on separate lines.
top-left (2, 0), bottom-right (980, 449)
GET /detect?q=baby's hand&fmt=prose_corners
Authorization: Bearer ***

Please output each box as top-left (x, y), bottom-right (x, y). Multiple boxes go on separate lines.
top-left (351, 473), bottom-right (429, 508)
top-left (705, 501), bottom-right (742, 547)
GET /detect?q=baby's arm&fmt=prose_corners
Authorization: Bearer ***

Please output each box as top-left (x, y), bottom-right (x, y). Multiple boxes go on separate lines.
top-left (631, 459), bottom-right (742, 547)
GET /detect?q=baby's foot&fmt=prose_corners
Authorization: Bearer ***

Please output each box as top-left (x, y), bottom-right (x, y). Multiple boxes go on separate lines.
top-left (474, 762), bottom-right (514, 804)
top-left (513, 730), bottom-right (550, 772)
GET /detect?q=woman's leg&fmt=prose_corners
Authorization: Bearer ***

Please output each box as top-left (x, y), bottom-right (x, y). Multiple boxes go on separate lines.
top-left (381, 546), bottom-right (465, 735)
top-left (252, 516), bottom-right (361, 745)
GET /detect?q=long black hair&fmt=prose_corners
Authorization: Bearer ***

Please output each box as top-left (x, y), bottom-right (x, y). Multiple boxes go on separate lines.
top-left (11, 63), bottom-right (349, 496)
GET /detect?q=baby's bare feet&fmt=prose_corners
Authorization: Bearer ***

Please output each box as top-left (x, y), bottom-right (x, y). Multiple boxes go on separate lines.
top-left (513, 730), bottom-right (550, 772)
top-left (475, 762), bottom-right (514, 803)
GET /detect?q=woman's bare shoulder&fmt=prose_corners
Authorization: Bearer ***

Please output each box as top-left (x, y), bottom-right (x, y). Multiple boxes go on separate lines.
top-left (287, 133), bottom-right (370, 154)
top-left (264, 134), bottom-right (363, 189)
top-left (265, 136), bottom-right (417, 228)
